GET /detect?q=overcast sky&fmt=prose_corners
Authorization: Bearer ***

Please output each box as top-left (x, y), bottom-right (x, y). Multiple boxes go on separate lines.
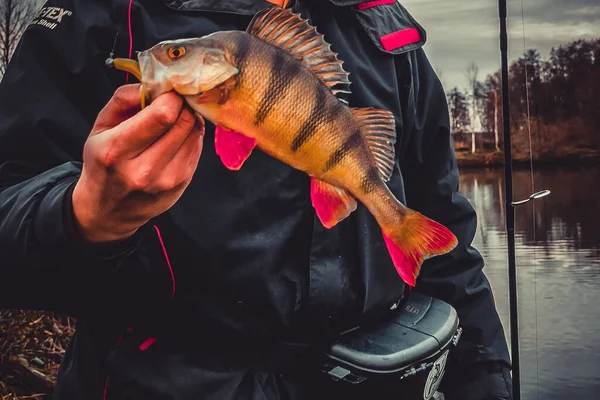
top-left (401, 0), bottom-right (600, 92)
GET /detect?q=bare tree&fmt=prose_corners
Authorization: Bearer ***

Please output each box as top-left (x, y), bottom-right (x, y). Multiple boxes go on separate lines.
top-left (489, 73), bottom-right (501, 152)
top-left (0, 0), bottom-right (38, 77)
top-left (465, 62), bottom-right (480, 154)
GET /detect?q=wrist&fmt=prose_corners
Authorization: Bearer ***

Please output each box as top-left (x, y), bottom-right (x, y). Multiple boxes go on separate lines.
top-left (71, 180), bottom-right (138, 244)
top-left (66, 181), bottom-right (143, 259)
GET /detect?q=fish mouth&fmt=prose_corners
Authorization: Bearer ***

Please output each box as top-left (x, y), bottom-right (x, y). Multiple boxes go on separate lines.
top-left (109, 55), bottom-right (230, 107)
top-left (110, 57), bottom-right (151, 108)
top-left (112, 58), bottom-right (143, 81)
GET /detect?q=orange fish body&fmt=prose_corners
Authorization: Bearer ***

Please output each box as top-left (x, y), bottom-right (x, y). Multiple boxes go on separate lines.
top-left (125, 6), bottom-right (458, 287)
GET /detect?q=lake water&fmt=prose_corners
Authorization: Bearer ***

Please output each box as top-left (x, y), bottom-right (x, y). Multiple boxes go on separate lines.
top-left (458, 165), bottom-right (600, 400)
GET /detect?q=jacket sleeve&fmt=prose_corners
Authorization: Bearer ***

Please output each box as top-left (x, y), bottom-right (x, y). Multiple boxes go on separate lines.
top-left (397, 48), bottom-right (511, 370)
top-left (0, 0), bottom-right (173, 320)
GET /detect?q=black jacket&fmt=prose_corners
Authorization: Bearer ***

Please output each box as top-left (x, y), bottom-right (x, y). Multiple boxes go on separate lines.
top-left (0, 0), bottom-right (510, 398)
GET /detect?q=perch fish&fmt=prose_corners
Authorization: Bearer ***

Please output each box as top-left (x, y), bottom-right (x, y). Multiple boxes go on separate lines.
top-left (110, 6), bottom-right (458, 286)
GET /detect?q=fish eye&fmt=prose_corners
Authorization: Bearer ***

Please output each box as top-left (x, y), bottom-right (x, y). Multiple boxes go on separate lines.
top-left (168, 46), bottom-right (185, 60)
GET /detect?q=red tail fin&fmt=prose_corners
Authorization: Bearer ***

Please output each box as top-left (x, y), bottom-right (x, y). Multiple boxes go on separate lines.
top-left (382, 210), bottom-right (458, 287)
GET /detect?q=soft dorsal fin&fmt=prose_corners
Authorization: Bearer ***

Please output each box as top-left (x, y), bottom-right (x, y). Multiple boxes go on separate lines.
top-left (247, 6), bottom-right (352, 102)
top-left (350, 108), bottom-right (397, 181)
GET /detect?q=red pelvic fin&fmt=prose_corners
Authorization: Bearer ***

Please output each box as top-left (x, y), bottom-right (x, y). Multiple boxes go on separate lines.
top-left (214, 125), bottom-right (257, 171)
top-left (382, 210), bottom-right (458, 287)
top-left (310, 178), bottom-right (358, 229)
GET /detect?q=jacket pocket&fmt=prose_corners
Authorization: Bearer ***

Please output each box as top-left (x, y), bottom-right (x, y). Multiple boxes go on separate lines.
top-left (333, 0), bottom-right (427, 55)
top-left (162, 0), bottom-right (276, 15)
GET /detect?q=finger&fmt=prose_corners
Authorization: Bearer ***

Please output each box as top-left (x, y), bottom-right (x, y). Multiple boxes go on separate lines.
top-left (104, 91), bottom-right (184, 159)
top-left (153, 122), bottom-right (204, 192)
top-left (92, 84), bottom-right (142, 134)
top-left (134, 105), bottom-right (196, 171)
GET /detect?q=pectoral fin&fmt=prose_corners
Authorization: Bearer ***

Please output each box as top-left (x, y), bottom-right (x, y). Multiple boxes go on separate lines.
top-left (310, 178), bottom-right (357, 229)
top-left (214, 126), bottom-right (257, 170)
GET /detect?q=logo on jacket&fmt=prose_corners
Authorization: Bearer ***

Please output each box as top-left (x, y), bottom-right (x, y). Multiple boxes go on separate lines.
top-left (30, 6), bottom-right (72, 30)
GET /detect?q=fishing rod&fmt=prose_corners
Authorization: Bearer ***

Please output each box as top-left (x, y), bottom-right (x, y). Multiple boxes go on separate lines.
top-left (497, 1), bottom-right (550, 399)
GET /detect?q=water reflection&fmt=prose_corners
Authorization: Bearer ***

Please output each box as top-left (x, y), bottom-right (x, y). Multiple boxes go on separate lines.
top-left (459, 166), bottom-right (600, 400)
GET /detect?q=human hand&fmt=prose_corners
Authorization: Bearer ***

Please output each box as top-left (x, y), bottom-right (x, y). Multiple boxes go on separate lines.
top-left (72, 84), bottom-right (205, 244)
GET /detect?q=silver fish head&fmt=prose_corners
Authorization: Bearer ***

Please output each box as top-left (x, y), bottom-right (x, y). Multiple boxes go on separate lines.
top-left (137, 36), bottom-right (239, 103)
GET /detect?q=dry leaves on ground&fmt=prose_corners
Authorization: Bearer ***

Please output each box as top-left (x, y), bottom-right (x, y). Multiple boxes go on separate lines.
top-left (0, 310), bottom-right (75, 400)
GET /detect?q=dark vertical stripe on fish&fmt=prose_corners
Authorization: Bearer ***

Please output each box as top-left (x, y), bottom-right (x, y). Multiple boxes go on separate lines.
top-left (233, 34), bottom-right (251, 88)
top-left (254, 50), bottom-right (301, 126)
top-left (323, 128), bottom-right (362, 172)
top-left (290, 82), bottom-right (328, 152)
top-left (360, 167), bottom-right (381, 194)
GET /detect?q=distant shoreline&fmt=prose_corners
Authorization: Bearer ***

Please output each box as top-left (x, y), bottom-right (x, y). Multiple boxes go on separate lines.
top-left (455, 149), bottom-right (600, 169)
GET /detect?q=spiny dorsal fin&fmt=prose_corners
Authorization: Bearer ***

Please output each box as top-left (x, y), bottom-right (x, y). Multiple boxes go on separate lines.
top-left (350, 108), bottom-right (397, 181)
top-left (247, 6), bottom-right (351, 100)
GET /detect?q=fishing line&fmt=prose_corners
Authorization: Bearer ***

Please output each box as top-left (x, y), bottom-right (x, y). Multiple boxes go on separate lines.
top-left (497, 1), bottom-right (550, 397)
top-left (519, 0), bottom-right (539, 397)
top-left (126, 0), bottom-right (134, 83)
top-left (105, 0), bottom-right (135, 83)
